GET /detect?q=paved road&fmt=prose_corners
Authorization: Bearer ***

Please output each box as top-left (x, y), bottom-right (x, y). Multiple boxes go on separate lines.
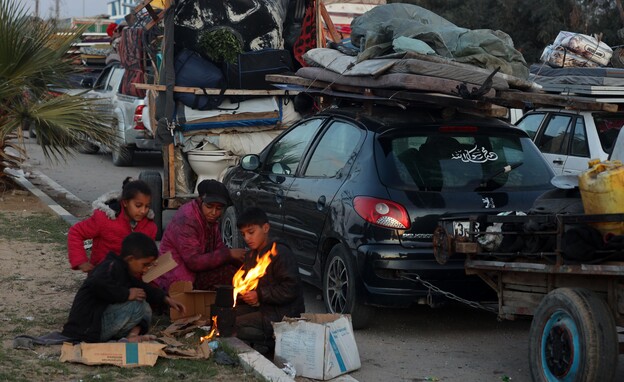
top-left (23, 140), bottom-right (624, 382)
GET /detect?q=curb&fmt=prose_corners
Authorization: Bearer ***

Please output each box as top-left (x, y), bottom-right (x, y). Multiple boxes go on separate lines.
top-left (12, 172), bottom-right (295, 382)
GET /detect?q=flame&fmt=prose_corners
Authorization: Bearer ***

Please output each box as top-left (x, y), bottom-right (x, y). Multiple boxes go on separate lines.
top-left (232, 243), bottom-right (277, 307)
top-left (199, 315), bottom-right (218, 343)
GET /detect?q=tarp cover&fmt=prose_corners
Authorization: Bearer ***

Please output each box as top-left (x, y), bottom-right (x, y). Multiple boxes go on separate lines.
top-left (350, 3), bottom-right (529, 79)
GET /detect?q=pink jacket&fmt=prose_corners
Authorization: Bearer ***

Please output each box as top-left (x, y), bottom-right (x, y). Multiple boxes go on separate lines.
top-left (156, 199), bottom-right (230, 292)
top-left (67, 191), bottom-right (157, 269)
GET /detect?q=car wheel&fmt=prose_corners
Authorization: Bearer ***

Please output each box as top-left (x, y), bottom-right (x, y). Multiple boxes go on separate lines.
top-left (112, 144), bottom-right (135, 166)
top-left (139, 170), bottom-right (163, 240)
top-left (528, 288), bottom-right (618, 382)
top-left (221, 206), bottom-right (244, 248)
top-left (323, 245), bottom-right (374, 329)
top-left (75, 132), bottom-right (99, 154)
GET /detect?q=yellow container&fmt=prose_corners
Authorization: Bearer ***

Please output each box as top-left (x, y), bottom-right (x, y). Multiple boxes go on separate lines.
top-left (578, 159), bottom-right (624, 236)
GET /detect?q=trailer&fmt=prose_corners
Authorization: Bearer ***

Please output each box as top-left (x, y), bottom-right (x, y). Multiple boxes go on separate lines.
top-left (432, 207), bottom-right (624, 381)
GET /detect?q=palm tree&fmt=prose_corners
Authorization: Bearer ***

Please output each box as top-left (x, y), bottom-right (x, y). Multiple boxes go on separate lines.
top-left (0, 0), bottom-right (115, 189)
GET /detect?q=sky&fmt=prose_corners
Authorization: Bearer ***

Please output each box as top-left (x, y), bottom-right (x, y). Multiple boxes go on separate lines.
top-left (20, 0), bottom-right (109, 19)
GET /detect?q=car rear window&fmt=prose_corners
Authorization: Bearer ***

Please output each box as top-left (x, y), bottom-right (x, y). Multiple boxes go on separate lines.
top-left (377, 130), bottom-right (553, 192)
top-left (593, 113), bottom-right (624, 154)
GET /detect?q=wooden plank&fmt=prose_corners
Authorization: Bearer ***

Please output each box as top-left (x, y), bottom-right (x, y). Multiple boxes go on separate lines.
top-left (492, 91), bottom-right (619, 112)
top-left (134, 83), bottom-right (292, 96)
top-left (183, 111), bottom-right (279, 124)
top-left (502, 289), bottom-right (543, 315)
top-left (167, 143), bottom-right (175, 198)
top-left (319, 2), bottom-right (341, 43)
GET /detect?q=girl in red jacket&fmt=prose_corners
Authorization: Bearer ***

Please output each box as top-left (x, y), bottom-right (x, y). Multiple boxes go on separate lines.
top-left (68, 177), bottom-right (157, 272)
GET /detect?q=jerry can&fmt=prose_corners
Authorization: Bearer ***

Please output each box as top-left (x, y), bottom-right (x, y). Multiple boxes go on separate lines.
top-left (578, 159), bottom-right (624, 236)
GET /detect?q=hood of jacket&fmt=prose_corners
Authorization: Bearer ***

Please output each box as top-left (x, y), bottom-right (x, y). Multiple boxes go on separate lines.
top-left (92, 190), bottom-right (155, 221)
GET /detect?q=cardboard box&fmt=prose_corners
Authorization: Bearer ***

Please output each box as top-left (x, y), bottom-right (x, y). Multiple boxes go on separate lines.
top-left (168, 281), bottom-right (216, 321)
top-left (273, 313), bottom-right (361, 380)
top-left (60, 342), bottom-right (165, 367)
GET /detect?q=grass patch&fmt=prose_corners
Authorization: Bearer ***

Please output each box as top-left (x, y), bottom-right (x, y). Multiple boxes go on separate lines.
top-left (0, 212), bottom-right (69, 248)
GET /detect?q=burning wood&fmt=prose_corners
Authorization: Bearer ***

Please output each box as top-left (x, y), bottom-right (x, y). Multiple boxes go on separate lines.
top-left (232, 243), bottom-right (277, 307)
top-left (200, 316), bottom-right (219, 343)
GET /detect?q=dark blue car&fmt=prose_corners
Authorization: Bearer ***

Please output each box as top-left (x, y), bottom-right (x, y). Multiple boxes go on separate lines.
top-left (221, 106), bottom-right (555, 328)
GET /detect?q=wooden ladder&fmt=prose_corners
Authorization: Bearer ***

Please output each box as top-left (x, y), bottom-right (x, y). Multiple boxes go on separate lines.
top-left (131, 0), bottom-right (171, 30)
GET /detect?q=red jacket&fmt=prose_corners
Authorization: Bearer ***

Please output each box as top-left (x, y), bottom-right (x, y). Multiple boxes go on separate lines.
top-left (156, 199), bottom-right (230, 292)
top-left (67, 191), bottom-right (157, 269)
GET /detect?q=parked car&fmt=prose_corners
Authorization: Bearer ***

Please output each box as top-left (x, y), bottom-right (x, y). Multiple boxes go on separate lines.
top-left (221, 105), bottom-right (556, 328)
top-left (78, 62), bottom-right (160, 166)
top-left (515, 108), bottom-right (624, 175)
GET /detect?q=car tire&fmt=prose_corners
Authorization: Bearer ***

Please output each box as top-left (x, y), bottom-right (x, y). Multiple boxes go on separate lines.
top-left (221, 206), bottom-right (244, 248)
top-left (323, 245), bottom-right (374, 330)
top-left (139, 170), bottom-right (163, 240)
top-left (528, 288), bottom-right (618, 382)
top-left (112, 144), bottom-right (135, 166)
top-left (75, 139), bottom-right (99, 154)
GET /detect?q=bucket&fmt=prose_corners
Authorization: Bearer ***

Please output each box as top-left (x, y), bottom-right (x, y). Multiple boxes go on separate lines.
top-left (578, 159), bottom-right (624, 236)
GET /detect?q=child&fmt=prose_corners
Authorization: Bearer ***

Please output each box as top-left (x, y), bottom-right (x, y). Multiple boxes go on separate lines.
top-left (62, 232), bottom-right (185, 342)
top-left (68, 177), bottom-right (157, 272)
top-left (156, 179), bottom-right (246, 292)
top-left (234, 207), bottom-right (305, 355)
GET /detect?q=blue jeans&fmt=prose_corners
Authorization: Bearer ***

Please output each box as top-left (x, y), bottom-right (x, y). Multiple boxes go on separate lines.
top-left (100, 300), bottom-right (152, 341)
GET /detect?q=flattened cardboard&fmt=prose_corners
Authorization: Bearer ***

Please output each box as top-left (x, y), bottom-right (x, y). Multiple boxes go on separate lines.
top-left (168, 281), bottom-right (216, 320)
top-left (142, 252), bottom-right (177, 283)
top-left (60, 342), bottom-right (165, 367)
top-left (273, 313), bottom-right (361, 380)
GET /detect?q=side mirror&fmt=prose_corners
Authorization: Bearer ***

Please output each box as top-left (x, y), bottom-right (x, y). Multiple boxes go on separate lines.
top-left (80, 77), bottom-right (94, 89)
top-left (241, 154), bottom-right (260, 171)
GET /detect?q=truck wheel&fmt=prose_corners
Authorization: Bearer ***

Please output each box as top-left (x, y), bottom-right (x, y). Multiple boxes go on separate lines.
top-left (139, 171), bottom-right (163, 240)
top-left (112, 144), bottom-right (135, 166)
top-left (323, 245), bottom-right (374, 329)
top-left (221, 206), bottom-right (244, 248)
top-left (529, 288), bottom-right (618, 382)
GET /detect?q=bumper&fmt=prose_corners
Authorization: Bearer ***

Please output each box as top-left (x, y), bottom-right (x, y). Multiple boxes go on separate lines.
top-left (356, 244), bottom-right (493, 307)
top-left (134, 137), bottom-right (161, 151)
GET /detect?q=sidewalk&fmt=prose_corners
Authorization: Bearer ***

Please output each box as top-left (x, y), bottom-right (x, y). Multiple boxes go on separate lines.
top-left (12, 172), bottom-right (299, 382)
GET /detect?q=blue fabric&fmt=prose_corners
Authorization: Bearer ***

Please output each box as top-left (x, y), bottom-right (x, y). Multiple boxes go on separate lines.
top-left (100, 300), bottom-right (152, 341)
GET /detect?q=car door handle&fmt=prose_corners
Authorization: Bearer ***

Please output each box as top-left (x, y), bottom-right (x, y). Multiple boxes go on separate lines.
top-left (275, 189), bottom-right (284, 204)
top-left (552, 159), bottom-right (564, 165)
top-left (317, 195), bottom-right (326, 210)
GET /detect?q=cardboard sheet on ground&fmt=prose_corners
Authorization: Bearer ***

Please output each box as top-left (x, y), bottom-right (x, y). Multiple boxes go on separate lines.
top-left (60, 342), bottom-right (166, 367)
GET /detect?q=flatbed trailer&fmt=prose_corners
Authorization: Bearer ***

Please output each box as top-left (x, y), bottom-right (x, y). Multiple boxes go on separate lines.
top-left (433, 212), bottom-right (624, 381)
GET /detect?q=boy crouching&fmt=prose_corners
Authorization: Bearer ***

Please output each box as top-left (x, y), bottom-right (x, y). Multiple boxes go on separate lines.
top-left (235, 207), bottom-right (305, 355)
top-left (62, 232), bottom-right (185, 342)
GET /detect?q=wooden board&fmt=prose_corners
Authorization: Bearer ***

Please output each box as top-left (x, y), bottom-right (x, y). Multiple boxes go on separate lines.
top-left (134, 83), bottom-right (293, 96)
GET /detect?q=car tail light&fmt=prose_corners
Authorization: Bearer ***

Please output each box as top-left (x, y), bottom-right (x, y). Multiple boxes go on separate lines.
top-left (133, 105), bottom-right (145, 130)
top-left (439, 125), bottom-right (478, 133)
top-left (353, 196), bottom-right (410, 229)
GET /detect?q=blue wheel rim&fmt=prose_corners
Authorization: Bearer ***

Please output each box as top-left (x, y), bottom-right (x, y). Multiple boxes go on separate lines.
top-left (540, 309), bottom-right (581, 381)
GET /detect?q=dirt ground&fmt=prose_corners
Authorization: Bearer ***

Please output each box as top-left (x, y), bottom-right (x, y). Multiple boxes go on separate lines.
top-left (0, 190), bottom-right (257, 382)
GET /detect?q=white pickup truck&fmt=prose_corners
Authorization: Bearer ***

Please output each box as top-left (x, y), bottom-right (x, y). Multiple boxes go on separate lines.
top-left (79, 62), bottom-right (160, 166)
top-left (515, 108), bottom-right (624, 175)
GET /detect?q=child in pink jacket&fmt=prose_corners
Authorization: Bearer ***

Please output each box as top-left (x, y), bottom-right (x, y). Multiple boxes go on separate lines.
top-left (67, 177), bottom-right (157, 272)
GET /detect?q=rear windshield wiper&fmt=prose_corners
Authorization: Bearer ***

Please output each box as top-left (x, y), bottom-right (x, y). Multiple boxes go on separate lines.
top-left (476, 162), bottom-right (523, 189)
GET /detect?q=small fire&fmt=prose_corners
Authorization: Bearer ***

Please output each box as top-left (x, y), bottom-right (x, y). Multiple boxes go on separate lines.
top-left (232, 243), bottom-right (277, 307)
top-left (199, 315), bottom-right (218, 343)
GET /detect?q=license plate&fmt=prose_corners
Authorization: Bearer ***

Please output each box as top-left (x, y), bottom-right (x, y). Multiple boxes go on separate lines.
top-left (452, 221), bottom-right (479, 237)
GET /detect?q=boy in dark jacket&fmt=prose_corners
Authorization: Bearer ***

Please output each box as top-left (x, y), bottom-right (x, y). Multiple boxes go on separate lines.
top-left (62, 232), bottom-right (185, 342)
top-left (234, 207), bottom-right (305, 354)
